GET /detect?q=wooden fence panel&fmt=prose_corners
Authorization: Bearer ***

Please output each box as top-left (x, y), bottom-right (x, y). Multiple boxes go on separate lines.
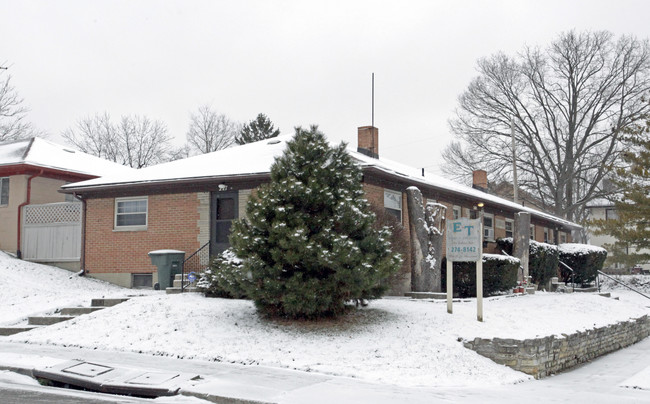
top-left (22, 202), bottom-right (82, 261)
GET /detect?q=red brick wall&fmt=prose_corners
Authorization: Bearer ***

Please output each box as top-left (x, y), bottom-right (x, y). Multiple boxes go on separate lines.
top-left (84, 193), bottom-right (201, 275)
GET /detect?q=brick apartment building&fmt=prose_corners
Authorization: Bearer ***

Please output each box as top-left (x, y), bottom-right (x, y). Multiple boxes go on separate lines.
top-left (62, 127), bottom-right (579, 293)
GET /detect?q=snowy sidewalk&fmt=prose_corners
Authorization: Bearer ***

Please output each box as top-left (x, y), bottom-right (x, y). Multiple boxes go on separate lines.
top-left (1, 338), bottom-right (649, 403)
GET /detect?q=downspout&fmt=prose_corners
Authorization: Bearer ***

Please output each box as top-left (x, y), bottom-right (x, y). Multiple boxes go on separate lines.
top-left (17, 169), bottom-right (43, 258)
top-left (73, 192), bottom-right (87, 274)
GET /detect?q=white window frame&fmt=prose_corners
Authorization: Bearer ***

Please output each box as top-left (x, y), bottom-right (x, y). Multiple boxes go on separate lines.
top-left (560, 232), bottom-right (567, 244)
top-left (384, 189), bottom-right (402, 223)
top-left (505, 218), bottom-right (514, 238)
top-left (114, 197), bottom-right (148, 231)
top-left (0, 177), bottom-right (8, 207)
top-left (530, 224), bottom-right (535, 240)
top-left (452, 205), bottom-right (461, 219)
top-left (483, 212), bottom-right (495, 241)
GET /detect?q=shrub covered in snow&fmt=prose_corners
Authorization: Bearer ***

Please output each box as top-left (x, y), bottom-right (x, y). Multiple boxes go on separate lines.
top-left (197, 249), bottom-right (251, 298)
top-left (441, 254), bottom-right (519, 298)
top-left (497, 238), bottom-right (559, 288)
top-left (558, 243), bottom-right (607, 285)
top-left (229, 126), bottom-right (402, 319)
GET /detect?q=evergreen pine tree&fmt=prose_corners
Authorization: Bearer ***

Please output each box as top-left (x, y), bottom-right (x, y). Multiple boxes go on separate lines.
top-left (230, 126), bottom-right (401, 318)
top-left (591, 118), bottom-right (650, 266)
top-left (235, 113), bottom-right (280, 145)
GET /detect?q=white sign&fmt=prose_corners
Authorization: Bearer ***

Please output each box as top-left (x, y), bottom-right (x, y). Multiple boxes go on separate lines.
top-left (446, 218), bottom-right (481, 262)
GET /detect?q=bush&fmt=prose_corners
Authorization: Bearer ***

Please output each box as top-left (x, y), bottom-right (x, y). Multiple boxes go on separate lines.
top-left (496, 238), bottom-right (559, 288)
top-left (197, 249), bottom-right (252, 299)
top-left (441, 254), bottom-right (519, 298)
top-left (229, 126), bottom-right (402, 319)
top-left (370, 204), bottom-right (409, 294)
top-left (558, 243), bottom-right (607, 285)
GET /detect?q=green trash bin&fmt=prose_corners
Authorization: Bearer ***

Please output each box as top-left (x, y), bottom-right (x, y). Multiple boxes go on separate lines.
top-left (148, 250), bottom-right (186, 290)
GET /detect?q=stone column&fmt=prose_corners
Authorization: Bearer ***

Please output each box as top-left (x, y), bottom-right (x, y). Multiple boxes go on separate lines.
top-left (406, 186), bottom-right (444, 292)
top-left (425, 201), bottom-right (445, 292)
top-left (513, 212), bottom-right (530, 282)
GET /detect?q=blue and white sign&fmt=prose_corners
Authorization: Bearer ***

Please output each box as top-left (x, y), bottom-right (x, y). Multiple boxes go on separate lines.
top-left (446, 218), bottom-right (482, 262)
top-left (187, 272), bottom-right (197, 283)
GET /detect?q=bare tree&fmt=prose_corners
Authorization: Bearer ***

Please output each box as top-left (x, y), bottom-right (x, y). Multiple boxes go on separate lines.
top-left (63, 113), bottom-right (174, 168)
top-left (0, 69), bottom-right (35, 142)
top-left (443, 31), bottom-right (650, 223)
top-left (186, 105), bottom-right (239, 154)
top-left (62, 113), bottom-right (119, 161)
top-left (116, 115), bottom-right (173, 168)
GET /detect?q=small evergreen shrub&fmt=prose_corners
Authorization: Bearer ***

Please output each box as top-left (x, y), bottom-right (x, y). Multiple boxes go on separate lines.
top-left (229, 126), bottom-right (402, 319)
top-left (496, 238), bottom-right (559, 288)
top-left (558, 243), bottom-right (607, 285)
top-left (441, 254), bottom-right (519, 298)
top-left (197, 249), bottom-right (252, 298)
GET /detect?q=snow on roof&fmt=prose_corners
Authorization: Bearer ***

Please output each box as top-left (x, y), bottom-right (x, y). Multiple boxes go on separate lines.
top-left (586, 198), bottom-right (615, 208)
top-left (0, 137), bottom-right (134, 177)
top-left (63, 134), bottom-right (579, 228)
top-left (62, 135), bottom-right (293, 189)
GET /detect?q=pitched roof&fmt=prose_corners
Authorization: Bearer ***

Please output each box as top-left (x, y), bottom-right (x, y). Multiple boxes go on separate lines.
top-left (0, 137), bottom-right (134, 178)
top-left (63, 135), bottom-right (580, 229)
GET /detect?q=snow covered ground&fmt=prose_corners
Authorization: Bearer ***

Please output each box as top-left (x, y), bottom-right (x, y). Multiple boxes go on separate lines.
top-left (0, 252), bottom-right (155, 326)
top-left (1, 253), bottom-right (649, 389)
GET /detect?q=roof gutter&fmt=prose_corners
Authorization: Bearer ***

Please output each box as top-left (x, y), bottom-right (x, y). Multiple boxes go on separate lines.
top-left (61, 172), bottom-right (272, 195)
top-left (17, 169), bottom-right (43, 258)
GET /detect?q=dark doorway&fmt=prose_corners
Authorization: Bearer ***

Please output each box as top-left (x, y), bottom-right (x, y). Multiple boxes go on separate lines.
top-left (211, 191), bottom-right (239, 255)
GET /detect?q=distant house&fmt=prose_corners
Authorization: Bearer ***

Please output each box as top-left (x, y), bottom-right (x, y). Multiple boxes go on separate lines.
top-left (0, 137), bottom-right (133, 270)
top-left (63, 127), bottom-right (580, 292)
top-left (585, 199), bottom-right (649, 272)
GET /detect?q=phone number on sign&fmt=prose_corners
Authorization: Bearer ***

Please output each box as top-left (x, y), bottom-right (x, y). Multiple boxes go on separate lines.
top-left (450, 246), bottom-right (476, 253)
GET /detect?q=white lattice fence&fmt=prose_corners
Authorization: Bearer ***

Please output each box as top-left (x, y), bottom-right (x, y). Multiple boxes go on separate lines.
top-left (22, 202), bottom-right (82, 261)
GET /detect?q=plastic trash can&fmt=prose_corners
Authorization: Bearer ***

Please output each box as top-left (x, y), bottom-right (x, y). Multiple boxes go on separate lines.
top-left (148, 250), bottom-right (186, 290)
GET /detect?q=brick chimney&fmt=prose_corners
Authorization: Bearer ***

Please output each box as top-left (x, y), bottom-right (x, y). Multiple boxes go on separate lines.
top-left (472, 170), bottom-right (488, 192)
top-left (357, 126), bottom-right (379, 158)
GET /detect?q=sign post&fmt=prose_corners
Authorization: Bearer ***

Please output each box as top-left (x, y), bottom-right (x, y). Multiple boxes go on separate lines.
top-left (446, 217), bottom-right (484, 321)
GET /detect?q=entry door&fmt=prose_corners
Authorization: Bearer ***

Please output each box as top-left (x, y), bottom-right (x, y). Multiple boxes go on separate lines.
top-left (211, 191), bottom-right (239, 255)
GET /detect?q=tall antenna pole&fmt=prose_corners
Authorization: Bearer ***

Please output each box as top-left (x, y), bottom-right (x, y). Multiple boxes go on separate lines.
top-left (511, 116), bottom-right (519, 204)
top-left (371, 72), bottom-right (375, 128)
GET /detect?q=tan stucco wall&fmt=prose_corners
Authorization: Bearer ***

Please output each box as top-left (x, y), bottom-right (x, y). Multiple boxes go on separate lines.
top-left (0, 175), bottom-right (26, 252)
top-left (0, 175), bottom-right (70, 254)
top-left (30, 177), bottom-right (67, 204)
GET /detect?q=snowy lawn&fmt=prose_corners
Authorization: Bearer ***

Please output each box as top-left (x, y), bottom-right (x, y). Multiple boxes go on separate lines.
top-left (0, 252), bottom-right (154, 326)
top-left (2, 253), bottom-right (649, 388)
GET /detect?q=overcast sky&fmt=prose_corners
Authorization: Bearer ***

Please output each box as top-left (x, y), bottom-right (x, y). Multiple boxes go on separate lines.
top-left (3, 0), bottom-right (650, 176)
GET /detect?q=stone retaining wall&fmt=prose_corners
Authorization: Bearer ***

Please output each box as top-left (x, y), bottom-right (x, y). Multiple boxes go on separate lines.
top-left (463, 315), bottom-right (650, 378)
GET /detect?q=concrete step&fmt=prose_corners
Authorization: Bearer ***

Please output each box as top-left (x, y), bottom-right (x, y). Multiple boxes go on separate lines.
top-left (173, 279), bottom-right (194, 288)
top-left (0, 326), bottom-right (41, 336)
top-left (574, 287), bottom-right (598, 293)
top-left (165, 287), bottom-right (200, 295)
top-left (28, 316), bottom-right (75, 326)
top-left (91, 298), bottom-right (130, 307)
top-left (60, 307), bottom-right (105, 316)
top-left (404, 292), bottom-right (447, 300)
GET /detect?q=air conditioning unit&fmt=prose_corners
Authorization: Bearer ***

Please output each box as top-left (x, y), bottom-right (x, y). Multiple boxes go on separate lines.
top-left (484, 228), bottom-right (494, 241)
